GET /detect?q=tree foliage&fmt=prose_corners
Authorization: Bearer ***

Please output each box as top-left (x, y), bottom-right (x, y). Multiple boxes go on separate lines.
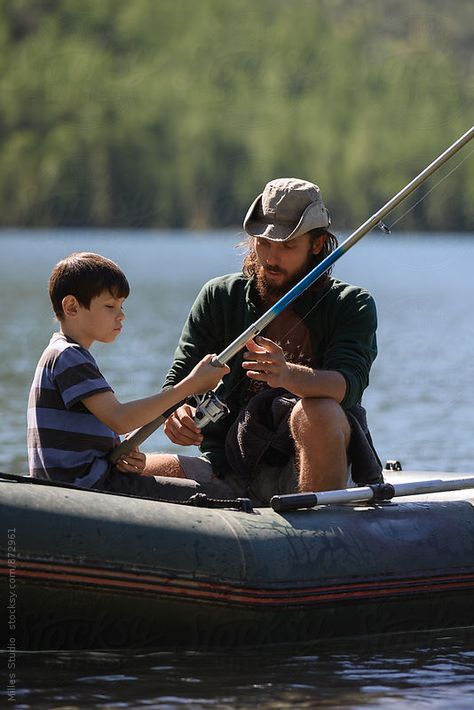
top-left (0, 0), bottom-right (472, 230)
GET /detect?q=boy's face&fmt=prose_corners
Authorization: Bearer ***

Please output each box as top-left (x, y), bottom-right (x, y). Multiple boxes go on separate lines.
top-left (70, 291), bottom-right (125, 347)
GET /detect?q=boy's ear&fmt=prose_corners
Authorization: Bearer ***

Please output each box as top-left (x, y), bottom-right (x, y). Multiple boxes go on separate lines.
top-left (62, 295), bottom-right (80, 318)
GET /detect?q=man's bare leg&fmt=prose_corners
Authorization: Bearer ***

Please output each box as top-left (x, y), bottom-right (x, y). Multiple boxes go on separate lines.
top-left (143, 453), bottom-right (186, 478)
top-left (290, 398), bottom-right (351, 492)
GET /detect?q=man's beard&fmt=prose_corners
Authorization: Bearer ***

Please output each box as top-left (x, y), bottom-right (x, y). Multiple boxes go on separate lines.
top-left (254, 254), bottom-right (316, 304)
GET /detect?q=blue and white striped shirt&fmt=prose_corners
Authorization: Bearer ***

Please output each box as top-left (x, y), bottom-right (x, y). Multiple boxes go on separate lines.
top-left (27, 333), bottom-right (119, 487)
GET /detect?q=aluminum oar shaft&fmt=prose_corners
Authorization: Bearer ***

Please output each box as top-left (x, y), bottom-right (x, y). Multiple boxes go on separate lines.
top-left (270, 477), bottom-right (474, 512)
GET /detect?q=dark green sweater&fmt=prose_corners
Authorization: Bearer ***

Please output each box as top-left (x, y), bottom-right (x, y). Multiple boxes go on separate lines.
top-left (164, 272), bottom-right (378, 474)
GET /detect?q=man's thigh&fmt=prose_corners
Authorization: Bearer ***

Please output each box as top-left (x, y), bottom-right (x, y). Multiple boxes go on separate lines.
top-left (172, 452), bottom-right (355, 507)
top-left (176, 455), bottom-right (242, 499)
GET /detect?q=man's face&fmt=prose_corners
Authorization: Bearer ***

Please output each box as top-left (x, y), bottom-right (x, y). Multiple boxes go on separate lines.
top-left (254, 233), bottom-right (325, 298)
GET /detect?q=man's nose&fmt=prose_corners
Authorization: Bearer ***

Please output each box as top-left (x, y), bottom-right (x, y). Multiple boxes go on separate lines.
top-left (265, 245), bottom-right (280, 265)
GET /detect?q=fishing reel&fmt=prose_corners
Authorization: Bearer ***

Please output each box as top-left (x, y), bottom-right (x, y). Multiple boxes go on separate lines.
top-left (192, 391), bottom-right (230, 430)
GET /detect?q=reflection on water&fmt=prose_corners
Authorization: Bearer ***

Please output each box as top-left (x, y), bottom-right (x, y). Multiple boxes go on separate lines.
top-left (2, 629), bottom-right (474, 709)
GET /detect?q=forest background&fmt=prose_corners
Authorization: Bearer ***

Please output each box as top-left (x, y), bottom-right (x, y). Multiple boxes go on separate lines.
top-left (1, 0), bottom-right (473, 231)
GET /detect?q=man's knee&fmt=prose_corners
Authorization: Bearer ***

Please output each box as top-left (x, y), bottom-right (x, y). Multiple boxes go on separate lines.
top-left (290, 397), bottom-right (350, 443)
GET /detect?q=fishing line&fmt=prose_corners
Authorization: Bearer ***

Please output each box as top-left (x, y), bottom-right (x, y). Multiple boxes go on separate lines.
top-left (229, 146), bottom-right (474, 392)
top-left (111, 126), bottom-right (474, 459)
top-left (220, 278), bottom-right (334, 402)
top-left (386, 147), bottom-right (474, 231)
top-left (128, 140), bottom-right (473, 433)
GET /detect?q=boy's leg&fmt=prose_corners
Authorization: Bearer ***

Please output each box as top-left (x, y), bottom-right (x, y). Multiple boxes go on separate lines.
top-left (143, 453), bottom-right (238, 499)
top-left (96, 468), bottom-right (202, 501)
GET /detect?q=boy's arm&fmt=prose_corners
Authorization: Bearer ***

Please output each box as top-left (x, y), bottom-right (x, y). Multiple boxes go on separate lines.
top-left (82, 387), bottom-right (191, 435)
top-left (83, 355), bottom-right (229, 435)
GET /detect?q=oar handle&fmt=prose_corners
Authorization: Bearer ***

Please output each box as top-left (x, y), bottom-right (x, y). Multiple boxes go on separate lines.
top-left (270, 485), bottom-right (388, 511)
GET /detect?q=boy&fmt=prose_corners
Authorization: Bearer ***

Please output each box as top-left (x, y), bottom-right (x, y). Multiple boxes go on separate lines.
top-left (27, 252), bottom-right (229, 499)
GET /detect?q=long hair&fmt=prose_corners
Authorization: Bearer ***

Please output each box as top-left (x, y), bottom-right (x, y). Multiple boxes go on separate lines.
top-left (241, 228), bottom-right (339, 279)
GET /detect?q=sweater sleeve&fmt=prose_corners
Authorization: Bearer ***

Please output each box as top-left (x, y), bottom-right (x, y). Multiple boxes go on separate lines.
top-left (320, 286), bottom-right (378, 409)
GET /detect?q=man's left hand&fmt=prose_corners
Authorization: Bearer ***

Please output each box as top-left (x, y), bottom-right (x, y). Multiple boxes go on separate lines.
top-left (242, 336), bottom-right (291, 388)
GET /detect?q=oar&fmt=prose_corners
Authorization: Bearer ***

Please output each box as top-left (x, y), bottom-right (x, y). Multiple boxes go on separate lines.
top-left (110, 125), bottom-right (474, 463)
top-left (270, 477), bottom-right (474, 512)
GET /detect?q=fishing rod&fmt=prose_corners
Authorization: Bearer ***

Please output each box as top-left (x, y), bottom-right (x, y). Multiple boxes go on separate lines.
top-left (110, 125), bottom-right (474, 463)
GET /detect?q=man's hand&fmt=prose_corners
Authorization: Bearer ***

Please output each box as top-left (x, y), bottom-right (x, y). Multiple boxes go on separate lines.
top-left (244, 336), bottom-right (347, 402)
top-left (114, 447), bottom-right (146, 474)
top-left (242, 336), bottom-right (292, 389)
top-left (163, 403), bottom-right (203, 446)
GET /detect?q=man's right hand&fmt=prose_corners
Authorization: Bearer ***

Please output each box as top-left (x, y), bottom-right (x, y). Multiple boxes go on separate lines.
top-left (163, 403), bottom-right (203, 446)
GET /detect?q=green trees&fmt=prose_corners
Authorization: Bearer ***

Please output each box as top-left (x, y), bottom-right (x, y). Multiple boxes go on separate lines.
top-left (0, 0), bottom-right (472, 229)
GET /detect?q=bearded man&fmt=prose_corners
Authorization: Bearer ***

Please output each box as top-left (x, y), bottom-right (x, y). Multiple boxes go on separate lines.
top-left (146, 178), bottom-right (383, 504)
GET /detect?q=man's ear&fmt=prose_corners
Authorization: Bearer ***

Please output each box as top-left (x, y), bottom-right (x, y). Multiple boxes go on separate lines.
top-left (62, 295), bottom-right (80, 318)
top-left (311, 236), bottom-right (325, 255)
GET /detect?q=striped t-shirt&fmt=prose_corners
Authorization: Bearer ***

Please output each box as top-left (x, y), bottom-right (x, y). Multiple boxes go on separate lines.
top-left (27, 333), bottom-right (119, 487)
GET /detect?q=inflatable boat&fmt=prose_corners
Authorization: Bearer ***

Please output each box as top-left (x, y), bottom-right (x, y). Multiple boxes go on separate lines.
top-left (1, 467), bottom-right (474, 651)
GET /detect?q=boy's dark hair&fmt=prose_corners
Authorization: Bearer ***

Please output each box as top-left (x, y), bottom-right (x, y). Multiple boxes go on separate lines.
top-left (49, 252), bottom-right (130, 320)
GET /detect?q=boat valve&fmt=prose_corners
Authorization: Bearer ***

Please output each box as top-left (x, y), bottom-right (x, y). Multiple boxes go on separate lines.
top-left (193, 391), bottom-right (230, 429)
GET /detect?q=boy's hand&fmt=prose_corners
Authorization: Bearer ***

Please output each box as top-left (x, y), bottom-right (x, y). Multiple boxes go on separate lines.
top-left (186, 354), bottom-right (230, 395)
top-left (115, 446), bottom-right (146, 474)
top-left (163, 403), bottom-right (203, 446)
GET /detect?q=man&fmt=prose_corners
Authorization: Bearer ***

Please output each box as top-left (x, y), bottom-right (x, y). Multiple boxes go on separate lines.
top-left (146, 178), bottom-right (383, 504)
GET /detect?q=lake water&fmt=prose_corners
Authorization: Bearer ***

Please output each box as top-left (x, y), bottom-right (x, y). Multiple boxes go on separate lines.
top-left (1, 230), bottom-right (474, 708)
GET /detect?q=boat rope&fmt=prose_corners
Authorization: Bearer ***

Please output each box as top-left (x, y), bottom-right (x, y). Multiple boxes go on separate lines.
top-left (0, 471), bottom-right (80, 489)
top-left (183, 492), bottom-right (254, 512)
top-left (0, 471), bottom-right (254, 513)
